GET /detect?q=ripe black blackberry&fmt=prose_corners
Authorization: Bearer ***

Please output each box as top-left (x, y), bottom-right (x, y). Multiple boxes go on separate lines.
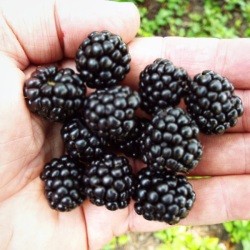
top-left (83, 154), bottom-right (133, 210)
top-left (24, 66), bottom-right (86, 122)
top-left (133, 167), bottom-right (195, 225)
top-left (40, 156), bottom-right (86, 212)
top-left (185, 70), bottom-right (244, 134)
top-left (75, 31), bottom-right (131, 89)
top-left (139, 59), bottom-right (190, 114)
top-left (84, 86), bottom-right (141, 140)
top-left (61, 117), bottom-right (107, 163)
top-left (140, 107), bottom-right (203, 173)
top-left (111, 118), bottom-right (149, 159)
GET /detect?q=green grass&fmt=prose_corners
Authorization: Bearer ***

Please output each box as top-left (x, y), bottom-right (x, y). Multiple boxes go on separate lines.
top-left (103, 227), bottom-right (225, 249)
top-left (103, 223), bottom-right (250, 250)
top-left (154, 226), bottom-right (224, 250)
top-left (224, 221), bottom-right (250, 250)
top-left (115, 0), bottom-right (250, 38)
top-left (102, 234), bottom-right (129, 250)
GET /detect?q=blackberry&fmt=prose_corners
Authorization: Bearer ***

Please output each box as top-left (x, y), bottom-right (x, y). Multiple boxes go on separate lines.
top-left (40, 156), bottom-right (86, 212)
top-left (185, 70), bottom-right (244, 134)
top-left (84, 86), bottom-right (141, 140)
top-left (61, 117), bottom-right (107, 163)
top-left (83, 154), bottom-right (133, 210)
top-left (133, 167), bottom-right (195, 225)
top-left (140, 107), bottom-right (203, 173)
top-left (75, 31), bottom-right (131, 89)
top-left (139, 59), bottom-right (190, 114)
top-left (24, 66), bottom-right (86, 122)
top-left (111, 118), bottom-right (150, 159)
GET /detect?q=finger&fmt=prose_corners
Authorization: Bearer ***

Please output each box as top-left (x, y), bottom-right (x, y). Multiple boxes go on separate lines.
top-left (131, 133), bottom-right (250, 176)
top-left (146, 133), bottom-right (250, 176)
top-left (125, 37), bottom-right (250, 90)
top-left (83, 200), bottom-right (129, 250)
top-left (192, 133), bottom-right (249, 176)
top-left (128, 175), bottom-right (250, 232)
top-left (1, 0), bottom-right (140, 67)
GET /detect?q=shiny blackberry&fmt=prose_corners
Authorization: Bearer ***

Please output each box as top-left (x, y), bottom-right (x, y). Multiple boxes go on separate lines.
top-left (139, 59), bottom-right (190, 114)
top-left (75, 31), bottom-right (131, 89)
top-left (40, 156), bottom-right (86, 212)
top-left (24, 66), bottom-right (86, 122)
top-left (61, 117), bottom-right (107, 163)
top-left (140, 107), bottom-right (203, 173)
top-left (83, 154), bottom-right (133, 210)
top-left (185, 70), bottom-right (244, 134)
top-left (111, 118), bottom-right (150, 159)
top-left (84, 86), bottom-right (141, 140)
top-left (133, 167), bottom-right (195, 225)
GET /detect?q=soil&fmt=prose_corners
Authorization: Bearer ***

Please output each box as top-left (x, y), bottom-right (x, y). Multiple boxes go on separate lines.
top-left (143, 0), bottom-right (161, 19)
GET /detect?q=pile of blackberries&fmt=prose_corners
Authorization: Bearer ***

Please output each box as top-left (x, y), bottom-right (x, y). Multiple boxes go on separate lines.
top-left (24, 31), bottom-right (243, 225)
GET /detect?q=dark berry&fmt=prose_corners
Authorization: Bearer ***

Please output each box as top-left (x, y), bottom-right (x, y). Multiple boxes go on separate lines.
top-left (140, 107), bottom-right (203, 173)
top-left (139, 59), bottom-right (190, 114)
top-left (61, 117), bottom-right (107, 163)
top-left (133, 167), bottom-right (195, 225)
top-left (40, 156), bottom-right (86, 212)
top-left (110, 118), bottom-right (150, 159)
top-left (75, 31), bottom-right (131, 89)
top-left (185, 70), bottom-right (244, 134)
top-left (83, 154), bottom-right (133, 210)
top-left (24, 66), bottom-right (86, 122)
top-left (84, 86), bottom-right (141, 140)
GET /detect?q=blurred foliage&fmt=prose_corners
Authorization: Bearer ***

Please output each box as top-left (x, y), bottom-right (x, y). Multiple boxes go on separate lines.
top-left (103, 227), bottom-right (225, 249)
top-left (154, 226), bottom-right (224, 250)
top-left (102, 234), bottom-right (129, 250)
top-left (114, 0), bottom-right (250, 38)
top-left (224, 220), bottom-right (250, 250)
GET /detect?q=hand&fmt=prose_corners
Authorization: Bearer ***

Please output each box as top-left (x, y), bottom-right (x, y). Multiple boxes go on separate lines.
top-left (0, 0), bottom-right (249, 249)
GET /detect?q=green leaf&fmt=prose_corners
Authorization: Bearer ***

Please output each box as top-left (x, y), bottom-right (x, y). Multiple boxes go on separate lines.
top-left (117, 235), bottom-right (129, 245)
top-left (154, 226), bottom-right (224, 250)
top-left (223, 220), bottom-right (250, 244)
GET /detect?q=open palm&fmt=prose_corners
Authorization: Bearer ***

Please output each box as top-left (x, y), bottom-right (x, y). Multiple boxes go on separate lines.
top-left (0, 1), bottom-right (249, 249)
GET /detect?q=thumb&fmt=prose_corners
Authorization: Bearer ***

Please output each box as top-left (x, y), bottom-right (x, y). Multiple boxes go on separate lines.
top-left (0, 0), bottom-right (140, 67)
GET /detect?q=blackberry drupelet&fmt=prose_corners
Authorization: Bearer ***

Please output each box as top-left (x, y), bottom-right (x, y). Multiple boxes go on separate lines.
top-left (84, 86), bottom-right (141, 140)
top-left (24, 66), bottom-right (86, 122)
top-left (40, 156), bottom-right (86, 212)
top-left (133, 167), bottom-right (195, 225)
top-left (83, 154), bottom-right (133, 210)
top-left (75, 31), bottom-right (131, 89)
top-left (185, 70), bottom-right (244, 134)
top-left (140, 107), bottom-right (203, 173)
top-left (61, 117), bottom-right (107, 163)
top-left (139, 59), bottom-right (190, 114)
top-left (111, 118), bottom-right (150, 159)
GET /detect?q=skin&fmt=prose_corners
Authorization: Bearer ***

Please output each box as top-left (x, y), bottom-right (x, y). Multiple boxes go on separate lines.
top-left (0, 0), bottom-right (249, 249)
